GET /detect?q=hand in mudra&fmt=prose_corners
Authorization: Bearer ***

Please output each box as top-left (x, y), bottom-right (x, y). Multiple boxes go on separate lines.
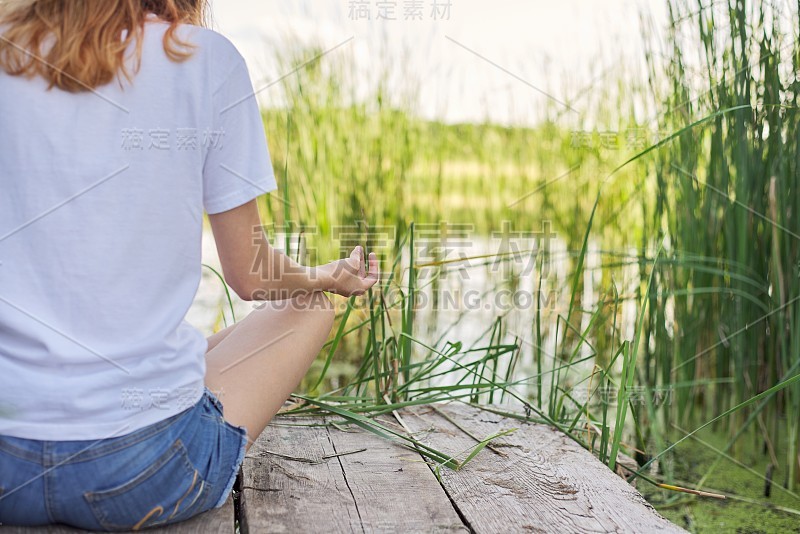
top-left (316, 246), bottom-right (380, 297)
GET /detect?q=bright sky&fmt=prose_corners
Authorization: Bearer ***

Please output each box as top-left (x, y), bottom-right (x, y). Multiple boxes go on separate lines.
top-left (208, 0), bottom-right (668, 125)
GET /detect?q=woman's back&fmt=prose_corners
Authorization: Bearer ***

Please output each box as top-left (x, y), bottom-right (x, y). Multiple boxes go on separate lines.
top-left (0, 4), bottom-right (375, 529)
top-left (0, 16), bottom-right (276, 441)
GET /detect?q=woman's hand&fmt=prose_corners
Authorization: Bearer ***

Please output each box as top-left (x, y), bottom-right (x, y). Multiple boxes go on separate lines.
top-left (316, 246), bottom-right (380, 297)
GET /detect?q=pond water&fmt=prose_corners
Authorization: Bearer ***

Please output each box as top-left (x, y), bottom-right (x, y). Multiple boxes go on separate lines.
top-left (189, 229), bottom-right (642, 401)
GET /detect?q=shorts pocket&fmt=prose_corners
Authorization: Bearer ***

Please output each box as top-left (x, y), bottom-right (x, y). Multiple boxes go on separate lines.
top-left (84, 439), bottom-right (214, 531)
top-left (202, 387), bottom-right (226, 415)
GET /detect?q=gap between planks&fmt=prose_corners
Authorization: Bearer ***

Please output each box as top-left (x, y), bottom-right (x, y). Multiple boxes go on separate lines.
top-left (402, 403), bottom-right (688, 534)
top-left (240, 413), bottom-right (468, 533)
top-left (241, 403), bottom-right (686, 533)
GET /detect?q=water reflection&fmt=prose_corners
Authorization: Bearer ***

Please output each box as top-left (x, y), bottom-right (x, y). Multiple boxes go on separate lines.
top-left (190, 230), bottom-right (642, 409)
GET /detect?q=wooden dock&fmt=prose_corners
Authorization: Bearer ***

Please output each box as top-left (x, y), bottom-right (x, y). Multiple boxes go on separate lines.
top-left (1, 403), bottom-right (685, 533)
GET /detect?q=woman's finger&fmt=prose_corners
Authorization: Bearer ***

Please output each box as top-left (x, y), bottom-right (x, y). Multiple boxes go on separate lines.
top-left (365, 252), bottom-right (379, 285)
top-left (357, 246), bottom-right (366, 278)
top-left (349, 246), bottom-right (365, 277)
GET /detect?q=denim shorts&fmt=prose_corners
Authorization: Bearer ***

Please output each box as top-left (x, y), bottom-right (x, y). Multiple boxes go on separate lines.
top-left (0, 387), bottom-right (248, 531)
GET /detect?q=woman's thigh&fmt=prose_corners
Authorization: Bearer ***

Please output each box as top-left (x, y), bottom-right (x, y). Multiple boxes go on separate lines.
top-left (203, 292), bottom-right (334, 449)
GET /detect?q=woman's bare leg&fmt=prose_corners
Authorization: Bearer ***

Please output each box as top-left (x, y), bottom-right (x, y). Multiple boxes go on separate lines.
top-left (203, 292), bottom-right (334, 448)
top-left (206, 321), bottom-right (240, 352)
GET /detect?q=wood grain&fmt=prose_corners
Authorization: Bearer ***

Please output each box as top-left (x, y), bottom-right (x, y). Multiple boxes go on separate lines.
top-left (326, 415), bottom-right (467, 533)
top-left (241, 419), bottom-right (359, 533)
top-left (241, 416), bottom-right (467, 533)
top-left (400, 403), bottom-right (687, 534)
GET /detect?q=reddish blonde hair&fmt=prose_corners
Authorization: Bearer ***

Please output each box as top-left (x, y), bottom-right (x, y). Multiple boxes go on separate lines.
top-left (0, 0), bottom-right (208, 92)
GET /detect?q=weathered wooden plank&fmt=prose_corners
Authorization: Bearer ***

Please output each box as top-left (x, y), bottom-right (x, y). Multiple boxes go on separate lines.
top-left (0, 496), bottom-right (234, 533)
top-left (146, 496), bottom-right (234, 534)
top-left (401, 403), bottom-right (687, 534)
top-left (326, 415), bottom-right (467, 533)
top-left (240, 419), bottom-right (361, 533)
top-left (241, 416), bottom-right (467, 533)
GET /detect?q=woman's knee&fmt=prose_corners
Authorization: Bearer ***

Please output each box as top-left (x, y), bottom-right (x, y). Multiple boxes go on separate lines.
top-left (253, 292), bottom-right (334, 330)
top-left (298, 292), bottom-right (335, 330)
top-left (293, 291), bottom-right (334, 314)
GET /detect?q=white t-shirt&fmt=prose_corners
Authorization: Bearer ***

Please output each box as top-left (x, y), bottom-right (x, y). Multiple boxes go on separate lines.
top-left (0, 18), bottom-right (277, 440)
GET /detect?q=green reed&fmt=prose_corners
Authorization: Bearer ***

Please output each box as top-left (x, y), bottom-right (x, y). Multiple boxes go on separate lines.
top-left (201, 5), bottom-right (800, 518)
top-left (641, 0), bottom-right (800, 491)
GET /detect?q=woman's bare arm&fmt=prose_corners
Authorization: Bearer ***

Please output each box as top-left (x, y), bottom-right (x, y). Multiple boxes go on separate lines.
top-left (208, 200), bottom-right (378, 301)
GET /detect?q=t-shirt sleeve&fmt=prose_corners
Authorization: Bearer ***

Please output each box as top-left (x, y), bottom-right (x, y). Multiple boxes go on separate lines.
top-left (203, 55), bottom-right (277, 215)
